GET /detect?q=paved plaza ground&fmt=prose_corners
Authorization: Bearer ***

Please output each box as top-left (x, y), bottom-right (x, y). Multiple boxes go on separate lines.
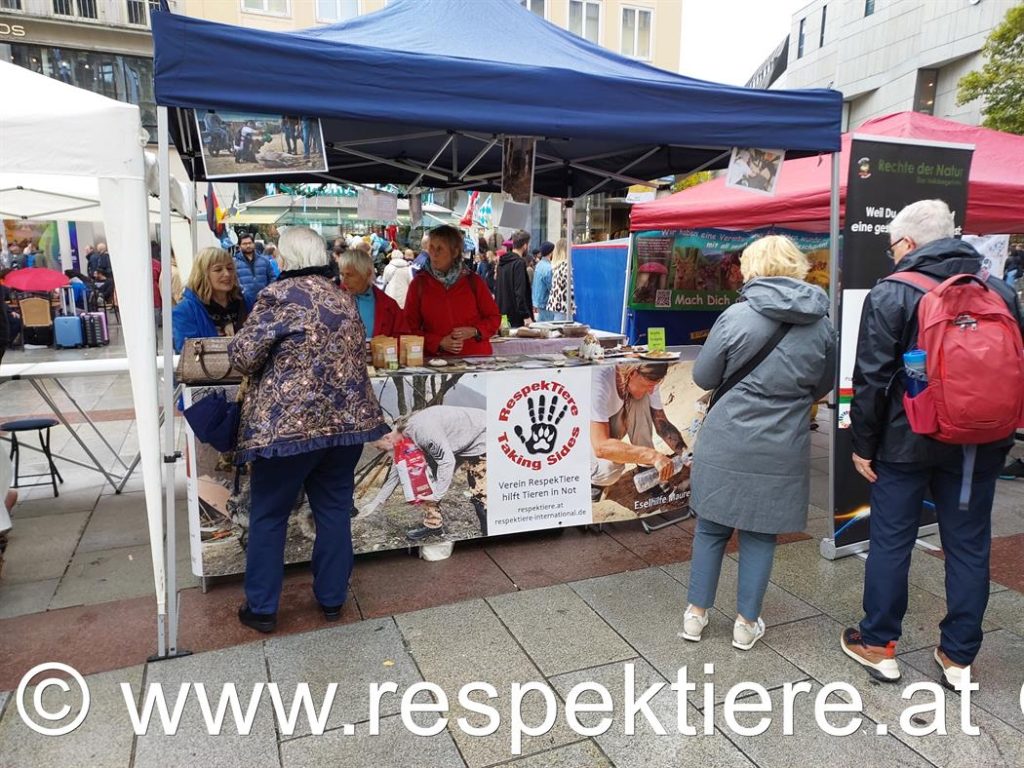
top-left (1, 336), bottom-right (1023, 767)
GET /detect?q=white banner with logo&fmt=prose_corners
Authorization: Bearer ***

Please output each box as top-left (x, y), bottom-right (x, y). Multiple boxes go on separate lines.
top-left (486, 369), bottom-right (592, 535)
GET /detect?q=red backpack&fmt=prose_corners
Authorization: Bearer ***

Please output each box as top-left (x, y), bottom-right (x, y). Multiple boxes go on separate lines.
top-left (887, 271), bottom-right (1024, 444)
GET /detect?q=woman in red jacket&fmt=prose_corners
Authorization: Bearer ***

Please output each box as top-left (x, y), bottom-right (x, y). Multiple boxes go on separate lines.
top-left (405, 225), bottom-right (500, 356)
top-left (338, 249), bottom-right (409, 338)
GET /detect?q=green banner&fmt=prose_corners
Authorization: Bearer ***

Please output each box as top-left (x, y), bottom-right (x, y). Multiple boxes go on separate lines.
top-left (628, 228), bottom-right (831, 311)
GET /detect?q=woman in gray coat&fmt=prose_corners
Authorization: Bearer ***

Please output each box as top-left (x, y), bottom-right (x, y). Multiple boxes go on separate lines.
top-left (682, 235), bottom-right (835, 650)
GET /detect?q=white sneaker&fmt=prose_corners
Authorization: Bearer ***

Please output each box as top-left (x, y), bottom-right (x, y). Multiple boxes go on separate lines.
top-left (732, 617), bottom-right (766, 650)
top-left (934, 648), bottom-right (972, 691)
top-left (679, 605), bottom-right (709, 642)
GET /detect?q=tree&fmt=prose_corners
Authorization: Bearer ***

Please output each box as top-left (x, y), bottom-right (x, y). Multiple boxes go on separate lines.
top-left (956, 3), bottom-right (1024, 135)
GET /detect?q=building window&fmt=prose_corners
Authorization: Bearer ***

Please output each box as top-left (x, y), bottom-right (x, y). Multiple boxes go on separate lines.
top-left (316, 0), bottom-right (357, 22)
top-left (126, 0), bottom-right (157, 25)
top-left (797, 17), bottom-right (805, 58)
top-left (819, 5), bottom-right (827, 47)
top-left (52, 0), bottom-right (96, 17)
top-left (913, 68), bottom-right (938, 115)
top-left (242, 0), bottom-right (289, 15)
top-left (621, 6), bottom-right (652, 60)
top-left (569, 0), bottom-right (600, 43)
top-left (1, 0), bottom-right (23, 10)
top-left (520, 0), bottom-right (545, 17)
top-left (864, 0), bottom-right (875, 16)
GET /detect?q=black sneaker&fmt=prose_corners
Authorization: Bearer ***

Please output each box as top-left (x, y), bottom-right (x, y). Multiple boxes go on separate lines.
top-left (320, 604), bottom-right (343, 622)
top-left (238, 603), bottom-right (276, 633)
top-left (406, 524), bottom-right (447, 542)
top-left (999, 459), bottom-right (1024, 480)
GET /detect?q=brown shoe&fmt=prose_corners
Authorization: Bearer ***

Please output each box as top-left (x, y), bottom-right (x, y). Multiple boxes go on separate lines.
top-left (841, 628), bottom-right (900, 682)
top-left (934, 648), bottom-right (972, 690)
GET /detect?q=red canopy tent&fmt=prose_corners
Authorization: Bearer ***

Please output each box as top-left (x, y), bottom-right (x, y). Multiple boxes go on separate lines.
top-left (631, 112), bottom-right (1024, 235)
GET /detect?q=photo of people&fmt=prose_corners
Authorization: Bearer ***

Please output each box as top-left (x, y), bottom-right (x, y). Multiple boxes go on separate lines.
top-left (590, 359), bottom-right (706, 524)
top-left (502, 136), bottom-right (536, 205)
top-left (196, 109), bottom-right (327, 179)
top-left (725, 147), bottom-right (785, 194)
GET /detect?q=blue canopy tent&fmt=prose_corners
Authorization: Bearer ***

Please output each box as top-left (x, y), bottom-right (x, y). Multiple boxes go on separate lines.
top-left (152, 0), bottom-right (841, 195)
top-left (148, 0), bottom-right (842, 655)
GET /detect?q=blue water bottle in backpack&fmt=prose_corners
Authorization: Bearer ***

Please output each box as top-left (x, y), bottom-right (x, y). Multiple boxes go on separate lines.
top-left (903, 349), bottom-right (927, 397)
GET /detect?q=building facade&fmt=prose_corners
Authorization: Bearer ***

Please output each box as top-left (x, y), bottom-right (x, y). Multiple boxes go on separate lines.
top-left (765, 0), bottom-right (1016, 130)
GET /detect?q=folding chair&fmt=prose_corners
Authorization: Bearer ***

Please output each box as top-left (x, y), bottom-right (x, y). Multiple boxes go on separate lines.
top-left (18, 296), bottom-right (54, 347)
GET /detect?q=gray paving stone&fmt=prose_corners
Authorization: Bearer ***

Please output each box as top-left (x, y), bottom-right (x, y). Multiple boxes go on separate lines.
top-left (0, 511), bottom-right (88, 584)
top-left (716, 681), bottom-right (933, 768)
top-left (279, 713), bottom-right (465, 768)
top-left (487, 584), bottom-right (636, 677)
top-left (395, 599), bottom-right (580, 768)
top-left (550, 659), bottom-right (754, 768)
top-left (76, 491), bottom-right (189, 555)
top-left (984, 588), bottom-right (1024, 637)
top-left (761, 540), bottom-right (867, 620)
top-left (50, 542), bottom-right (197, 610)
top-left (570, 568), bottom-right (806, 708)
top-left (762, 612), bottom-right (1024, 759)
top-left (902, 629), bottom-right (1024, 733)
top-left (0, 578), bottom-right (59, 619)
top-left (134, 643), bottom-right (280, 768)
top-left (0, 665), bottom-right (142, 768)
top-left (265, 617), bottom-right (424, 739)
top-left (991, 481), bottom-right (1024, 537)
top-left (9, 486), bottom-right (102, 518)
top-left (661, 557), bottom-right (821, 627)
top-left (504, 740), bottom-right (612, 768)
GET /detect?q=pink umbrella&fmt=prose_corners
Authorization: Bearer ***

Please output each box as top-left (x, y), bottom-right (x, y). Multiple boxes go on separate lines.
top-left (2, 267), bottom-right (69, 292)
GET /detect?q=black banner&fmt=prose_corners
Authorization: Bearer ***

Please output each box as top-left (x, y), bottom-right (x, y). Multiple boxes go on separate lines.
top-left (831, 137), bottom-right (973, 551)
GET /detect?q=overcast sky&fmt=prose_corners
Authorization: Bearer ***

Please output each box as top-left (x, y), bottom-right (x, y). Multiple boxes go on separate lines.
top-left (679, 0), bottom-right (813, 85)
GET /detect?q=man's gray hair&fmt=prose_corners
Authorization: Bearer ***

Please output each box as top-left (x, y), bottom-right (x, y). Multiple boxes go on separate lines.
top-left (339, 248), bottom-right (374, 277)
top-left (278, 226), bottom-right (328, 271)
top-left (889, 199), bottom-right (955, 248)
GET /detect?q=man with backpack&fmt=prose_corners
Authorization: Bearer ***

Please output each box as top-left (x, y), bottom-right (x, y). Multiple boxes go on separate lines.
top-left (842, 199), bottom-right (1024, 689)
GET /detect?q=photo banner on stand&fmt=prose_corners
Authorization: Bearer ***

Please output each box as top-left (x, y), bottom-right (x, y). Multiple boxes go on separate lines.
top-left (628, 228), bottom-right (830, 311)
top-left (182, 357), bottom-right (708, 578)
top-left (831, 136), bottom-right (974, 552)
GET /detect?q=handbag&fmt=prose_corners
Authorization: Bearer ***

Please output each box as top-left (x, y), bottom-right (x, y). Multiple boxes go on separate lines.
top-left (183, 379), bottom-right (248, 453)
top-left (705, 321), bottom-right (793, 412)
top-left (176, 336), bottom-right (244, 385)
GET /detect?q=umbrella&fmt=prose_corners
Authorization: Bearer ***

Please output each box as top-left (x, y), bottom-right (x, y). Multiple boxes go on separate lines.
top-left (638, 262), bottom-right (669, 275)
top-left (2, 267), bottom-right (69, 292)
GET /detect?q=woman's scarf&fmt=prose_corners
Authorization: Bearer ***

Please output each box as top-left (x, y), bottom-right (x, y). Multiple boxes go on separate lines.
top-left (425, 261), bottom-right (467, 290)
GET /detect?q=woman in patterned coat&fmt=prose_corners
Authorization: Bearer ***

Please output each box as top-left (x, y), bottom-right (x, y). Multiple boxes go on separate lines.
top-left (228, 226), bottom-right (387, 633)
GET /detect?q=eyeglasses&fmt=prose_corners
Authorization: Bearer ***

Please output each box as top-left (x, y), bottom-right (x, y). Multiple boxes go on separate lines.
top-left (885, 237), bottom-right (907, 260)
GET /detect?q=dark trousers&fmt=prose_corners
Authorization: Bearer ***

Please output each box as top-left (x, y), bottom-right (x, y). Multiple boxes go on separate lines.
top-left (860, 444), bottom-right (1007, 664)
top-left (246, 444), bottom-right (363, 615)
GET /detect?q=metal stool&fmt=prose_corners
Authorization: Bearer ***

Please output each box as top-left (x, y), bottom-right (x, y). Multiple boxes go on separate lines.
top-left (1, 418), bottom-right (63, 497)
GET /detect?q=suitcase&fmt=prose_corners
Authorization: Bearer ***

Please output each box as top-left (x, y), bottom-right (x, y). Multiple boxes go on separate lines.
top-left (54, 316), bottom-right (84, 348)
top-left (82, 312), bottom-right (108, 347)
top-left (55, 286), bottom-right (84, 348)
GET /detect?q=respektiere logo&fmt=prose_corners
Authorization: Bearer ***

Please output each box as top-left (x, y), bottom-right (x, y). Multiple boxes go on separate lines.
top-left (497, 380), bottom-right (581, 470)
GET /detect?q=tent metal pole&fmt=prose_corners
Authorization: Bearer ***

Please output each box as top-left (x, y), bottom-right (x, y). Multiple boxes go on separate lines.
top-left (827, 150), bottom-right (841, 546)
top-left (564, 194), bottom-right (575, 321)
top-left (158, 106), bottom-right (179, 656)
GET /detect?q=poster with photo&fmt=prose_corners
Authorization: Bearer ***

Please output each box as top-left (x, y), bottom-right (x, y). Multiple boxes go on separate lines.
top-left (725, 147), bottom-right (785, 195)
top-left (182, 358), bottom-right (708, 577)
top-left (628, 228), bottom-right (830, 311)
top-left (502, 136), bottom-right (536, 205)
top-left (195, 109), bottom-right (328, 179)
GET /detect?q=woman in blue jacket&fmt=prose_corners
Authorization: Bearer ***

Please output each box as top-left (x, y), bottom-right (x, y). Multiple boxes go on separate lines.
top-left (172, 247), bottom-right (253, 353)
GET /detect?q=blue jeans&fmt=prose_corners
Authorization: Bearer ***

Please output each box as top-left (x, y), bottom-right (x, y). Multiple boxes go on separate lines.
top-left (859, 445), bottom-right (1007, 664)
top-left (246, 444), bottom-right (363, 614)
top-left (537, 309), bottom-right (556, 322)
top-left (687, 517), bottom-right (777, 621)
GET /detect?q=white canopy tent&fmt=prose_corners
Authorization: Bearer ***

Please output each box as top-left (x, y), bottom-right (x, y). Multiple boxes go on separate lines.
top-left (0, 61), bottom-right (172, 653)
